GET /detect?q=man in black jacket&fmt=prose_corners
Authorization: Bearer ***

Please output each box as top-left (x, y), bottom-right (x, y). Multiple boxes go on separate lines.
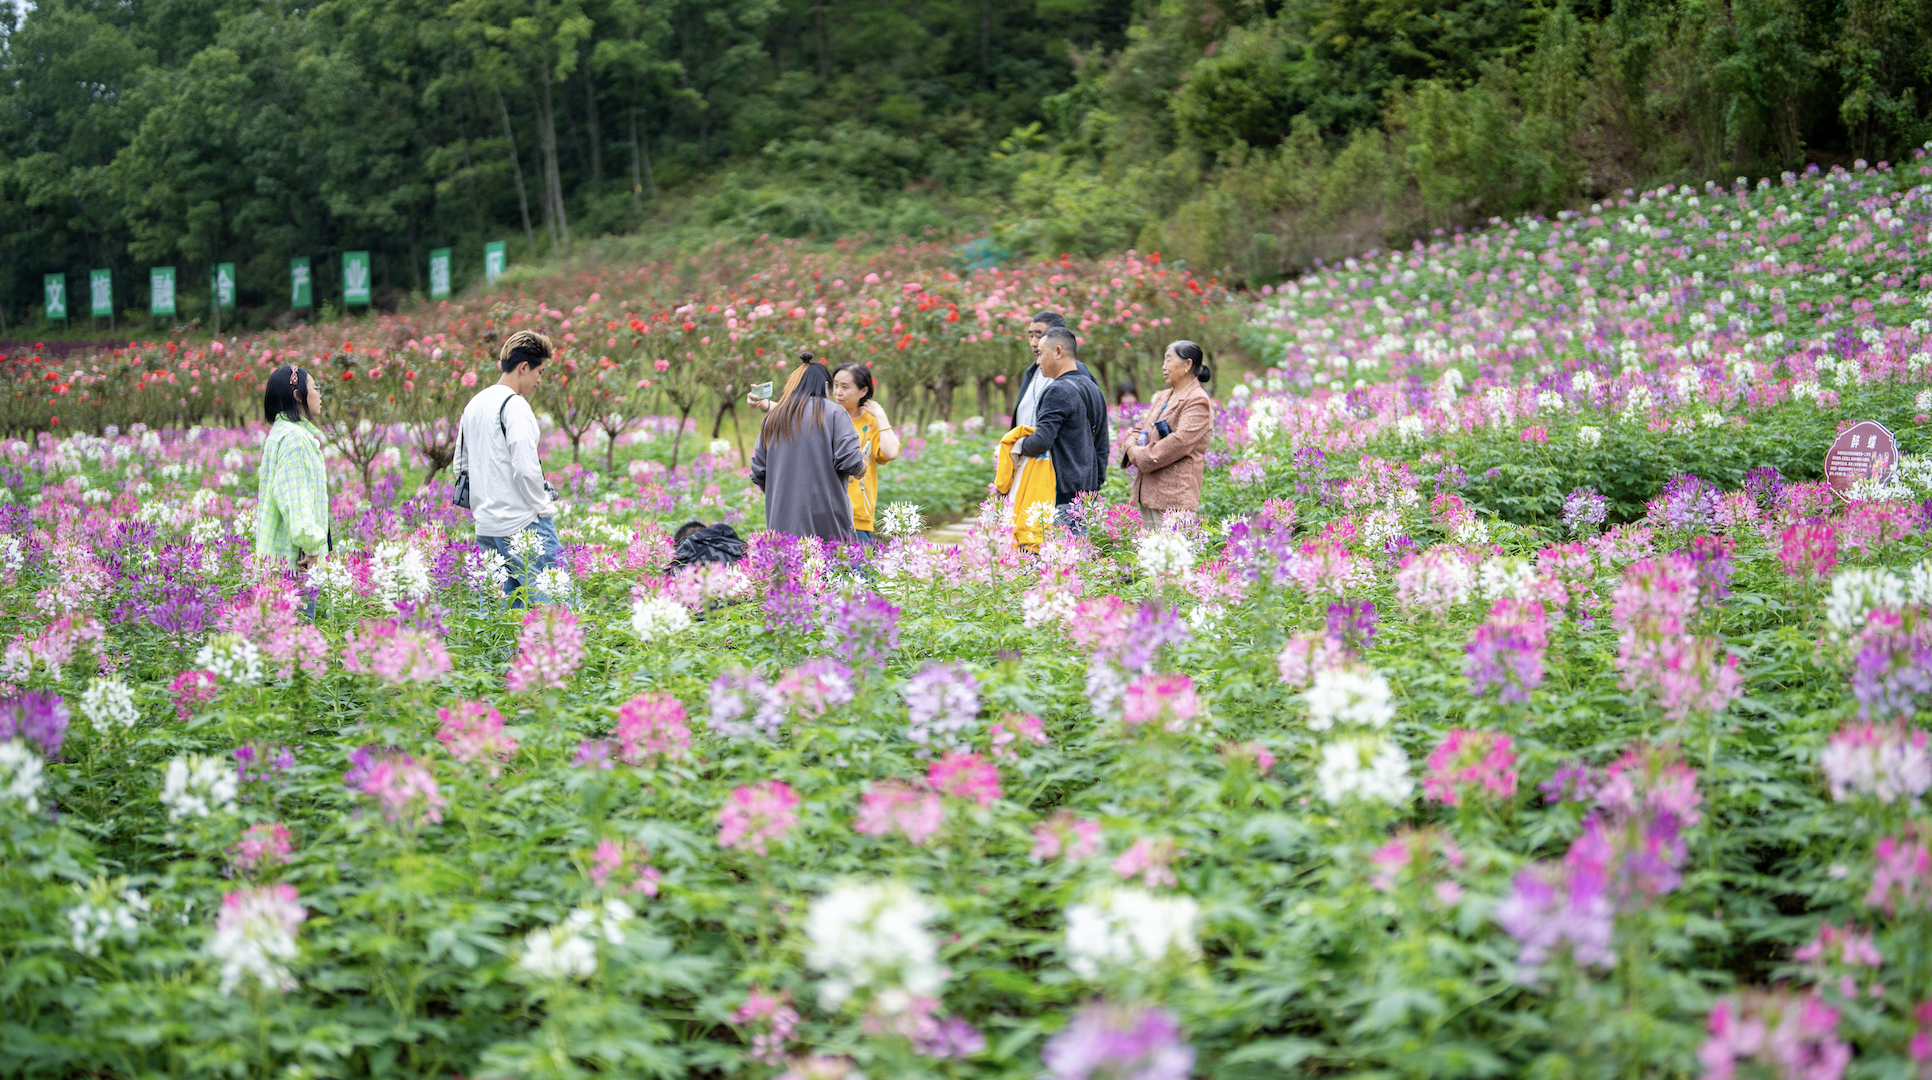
top-left (1015, 310), bottom-right (1095, 410)
top-left (1016, 327), bottom-right (1108, 531)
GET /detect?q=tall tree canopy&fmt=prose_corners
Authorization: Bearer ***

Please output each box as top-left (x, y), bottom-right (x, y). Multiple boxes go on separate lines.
top-left (1, 0), bottom-right (1927, 318)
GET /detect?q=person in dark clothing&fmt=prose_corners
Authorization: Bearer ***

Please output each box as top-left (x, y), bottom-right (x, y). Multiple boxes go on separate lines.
top-left (1015, 310), bottom-right (1095, 409)
top-left (1016, 327), bottom-right (1109, 530)
top-left (667, 521), bottom-right (746, 570)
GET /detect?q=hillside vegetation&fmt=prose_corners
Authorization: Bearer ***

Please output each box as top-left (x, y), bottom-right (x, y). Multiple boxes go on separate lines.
top-left (2, 0), bottom-right (1929, 332)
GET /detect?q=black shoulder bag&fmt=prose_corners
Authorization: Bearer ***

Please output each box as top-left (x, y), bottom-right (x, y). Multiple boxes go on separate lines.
top-left (451, 393), bottom-right (513, 510)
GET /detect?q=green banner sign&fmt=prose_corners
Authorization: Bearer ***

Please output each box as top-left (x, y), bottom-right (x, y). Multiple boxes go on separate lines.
top-left (343, 250), bottom-right (372, 306)
top-left (429, 248), bottom-right (452, 300)
top-left (150, 267), bottom-right (176, 317)
top-left (43, 274), bottom-right (66, 320)
top-left (484, 241), bottom-right (506, 285)
top-left (213, 262), bottom-right (236, 310)
top-left (89, 270), bottom-right (112, 317)
top-left (290, 257), bottom-right (312, 309)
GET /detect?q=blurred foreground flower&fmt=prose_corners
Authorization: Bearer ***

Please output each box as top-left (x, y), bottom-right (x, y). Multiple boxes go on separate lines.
top-left (0, 740), bottom-right (45, 813)
top-left (804, 879), bottom-right (947, 1011)
top-left (718, 779), bottom-right (799, 854)
top-left (436, 701), bottom-right (519, 774)
top-left (161, 754), bottom-right (238, 821)
top-left (1697, 989), bottom-right (1849, 1080)
top-left (1819, 721), bottom-right (1930, 803)
top-left (519, 899), bottom-right (634, 981)
top-left (208, 883), bottom-right (306, 995)
top-left (1314, 734), bottom-right (1414, 805)
top-left (0, 690), bottom-right (67, 756)
top-left (1063, 886), bottom-right (1199, 979)
top-left (342, 746), bottom-right (445, 828)
top-left (1041, 1001), bottom-right (1194, 1080)
top-left (65, 878), bottom-right (148, 957)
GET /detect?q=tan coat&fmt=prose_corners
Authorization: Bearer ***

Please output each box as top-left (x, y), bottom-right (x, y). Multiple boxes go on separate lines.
top-left (1121, 381), bottom-right (1213, 511)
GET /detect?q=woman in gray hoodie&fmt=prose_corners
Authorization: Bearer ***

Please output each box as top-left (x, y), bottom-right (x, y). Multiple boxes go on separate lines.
top-left (749, 358), bottom-right (868, 541)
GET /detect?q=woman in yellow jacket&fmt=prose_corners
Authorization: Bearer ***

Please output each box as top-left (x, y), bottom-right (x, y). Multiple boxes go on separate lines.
top-left (831, 363), bottom-right (901, 540)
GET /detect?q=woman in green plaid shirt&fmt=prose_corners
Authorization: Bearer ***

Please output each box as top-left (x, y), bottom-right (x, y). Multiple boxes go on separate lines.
top-left (254, 365), bottom-right (330, 571)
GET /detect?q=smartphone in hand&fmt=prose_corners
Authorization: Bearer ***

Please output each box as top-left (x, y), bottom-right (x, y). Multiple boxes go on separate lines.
top-left (749, 381), bottom-right (774, 402)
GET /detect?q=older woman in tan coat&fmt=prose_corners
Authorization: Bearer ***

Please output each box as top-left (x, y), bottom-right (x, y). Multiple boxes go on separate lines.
top-left (1120, 341), bottom-right (1215, 526)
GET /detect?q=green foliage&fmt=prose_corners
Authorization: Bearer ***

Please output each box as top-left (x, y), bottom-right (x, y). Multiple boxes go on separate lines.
top-left (5, 0), bottom-right (1932, 329)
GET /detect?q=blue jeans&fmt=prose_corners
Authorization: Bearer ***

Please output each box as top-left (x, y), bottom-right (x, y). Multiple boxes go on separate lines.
top-left (477, 517), bottom-right (563, 608)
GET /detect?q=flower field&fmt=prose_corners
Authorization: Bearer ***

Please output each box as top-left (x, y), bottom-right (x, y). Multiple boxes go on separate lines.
top-left (5, 157), bottom-right (1932, 1080)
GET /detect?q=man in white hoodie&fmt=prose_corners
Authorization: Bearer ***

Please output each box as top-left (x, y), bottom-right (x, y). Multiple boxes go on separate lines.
top-left (455, 329), bottom-right (562, 607)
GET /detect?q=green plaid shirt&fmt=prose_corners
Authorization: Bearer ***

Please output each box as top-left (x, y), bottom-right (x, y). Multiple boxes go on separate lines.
top-left (253, 418), bottom-right (330, 561)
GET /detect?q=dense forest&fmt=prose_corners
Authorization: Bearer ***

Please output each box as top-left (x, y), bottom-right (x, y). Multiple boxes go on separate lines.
top-left (2, 0), bottom-right (1929, 331)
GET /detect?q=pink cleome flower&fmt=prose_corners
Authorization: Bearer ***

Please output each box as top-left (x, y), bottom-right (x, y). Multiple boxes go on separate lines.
top-left (1113, 836), bottom-right (1181, 888)
top-left (588, 837), bottom-right (663, 896)
top-left (1423, 729), bottom-right (1518, 806)
top-left (230, 822), bottom-right (294, 877)
top-left (717, 779), bottom-right (800, 855)
top-left (170, 669), bottom-right (220, 721)
top-left (436, 700), bottom-right (519, 775)
top-left (854, 780), bottom-right (945, 845)
top-left (1030, 811), bottom-right (1102, 861)
top-left (1698, 990), bottom-right (1849, 1080)
top-left (506, 605), bottom-right (586, 692)
top-left (343, 746), bottom-right (446, 828)
top-left (1120, 673), bottom-right (1201, 730)
top-left (341, 619), bottom-right (452, 685)
top-left (927, 752), bottom-right (1002, 807)
top-left (611, 692), bottom-right (692, 766)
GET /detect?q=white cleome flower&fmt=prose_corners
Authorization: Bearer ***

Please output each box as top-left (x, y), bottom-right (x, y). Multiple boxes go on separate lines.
top-left (631, 594), bottom-right (694, 640)
top-left (1315, 734), bottom-right (1416, 806)
top-left (160, 754), bottom-right (239, 822)
top-left (519, 900), bottom-right (634, 981)
top-left (1135, 530), bottom-right (1195, 578)
top-left (208, 884), bottom-right (306, 995)
top-left (805, 879), bottom-right (947, 1012)
top-left (194, 634), bottom-right (263, 686)
top-left (877, 503), bottom-right (924, 538)
top-left (79, 676), bottom-right (141, 730)
top-left (1301, 666), bottom-right (1395, 731)
top-left (67, 883), bottom-right (150, 957)
top-left (369, 541), bottom-right (433, 607)
top-left (1824, 567), bottom-right (1906, 639)
top-left (1476, 556), bottom-right (1536, 601)
top-left (0, 740), bottom-right (46, 813)
top-left (1063, 886), bottom-right (1201, 980)
top-left (531, 566), bottom-right (577, 604)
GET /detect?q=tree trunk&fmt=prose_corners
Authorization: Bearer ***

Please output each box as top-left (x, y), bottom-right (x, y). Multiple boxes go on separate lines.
top-left (668, 403), bottom-right (693, 472)
top-left (496, 90), bottom-right (540, 259)
top-left (460, 81), bottom-right (487, 231)
top-left (980, 0), bottom-right (991, 82)
top-left (536, 51), bottom-right (569, 253)
top-left (582, 58), bottom-right (601, 182)
top-left (816, 0), bottom-right (830, 80)
top-left (631, 105), bottom-right (657, 201)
